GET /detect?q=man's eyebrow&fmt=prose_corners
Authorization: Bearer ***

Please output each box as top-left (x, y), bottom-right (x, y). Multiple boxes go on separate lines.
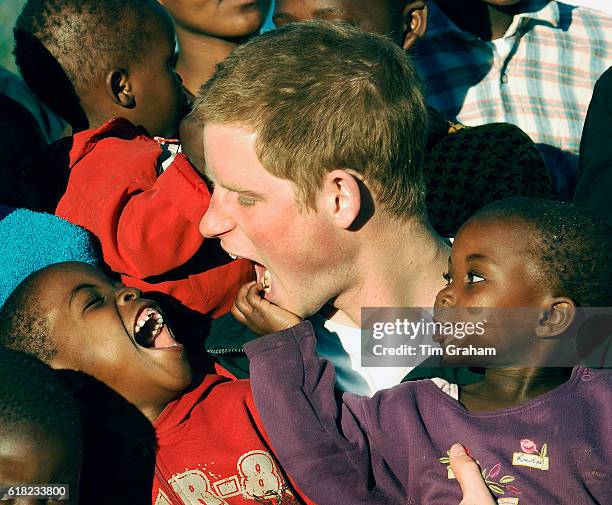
top-left (207, 175), bottom-right (265, 198)
top-left (232, 186), bottom-right (264, 196)
top-left (68, 284), bottom-right (96, 307)
top-left (204, 163), bottom-right (265, 197)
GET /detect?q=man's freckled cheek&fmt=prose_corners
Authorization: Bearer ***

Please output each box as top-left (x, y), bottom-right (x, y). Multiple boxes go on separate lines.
top-left (268, 237), bottom-right (330, 273)
top-left (247, 227), bottom-right (300, 267)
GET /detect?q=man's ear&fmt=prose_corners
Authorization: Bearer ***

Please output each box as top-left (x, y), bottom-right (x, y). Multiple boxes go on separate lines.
top-left (535, 297), bottom-right (576, 338)
top-left (401, 0), bottom-right (428, 51)
top-left (322, 169), bottom-right (362, 230)
top-left (105, 68), bottom-right (135, 108)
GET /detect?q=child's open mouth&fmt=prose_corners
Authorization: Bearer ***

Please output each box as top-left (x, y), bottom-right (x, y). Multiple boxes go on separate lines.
top-left (133, 307), bottom-right (180, 349)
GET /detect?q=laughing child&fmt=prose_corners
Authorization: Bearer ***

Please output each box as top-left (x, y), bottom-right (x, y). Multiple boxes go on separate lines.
top-left (235, 197), bottom-right (612, 505)
top-left (0, 260), bottom-right (313, 505)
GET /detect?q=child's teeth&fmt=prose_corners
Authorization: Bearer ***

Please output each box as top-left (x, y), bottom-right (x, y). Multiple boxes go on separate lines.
top-left (134, 308), bottom-right (166, 338)
top-left (229, 253), bottom-right (238, 259)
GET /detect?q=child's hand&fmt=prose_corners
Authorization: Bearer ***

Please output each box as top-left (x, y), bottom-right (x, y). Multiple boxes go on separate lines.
top-left (232, 281), bottom-right (302, 335)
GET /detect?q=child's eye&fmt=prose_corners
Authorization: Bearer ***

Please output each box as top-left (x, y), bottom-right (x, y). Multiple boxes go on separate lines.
top-left (84, 295), bottom-right (103, 311)
top-left (442, 271), bottom-right (452, 286)
top-left (467, 272), bottom-right (485, 284)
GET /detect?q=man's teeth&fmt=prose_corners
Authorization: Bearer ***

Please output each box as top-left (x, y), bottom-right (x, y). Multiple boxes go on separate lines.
top-left (262, 270), bottom-right (272, 293)
top-left (229, 253), bottom-right (238, 259)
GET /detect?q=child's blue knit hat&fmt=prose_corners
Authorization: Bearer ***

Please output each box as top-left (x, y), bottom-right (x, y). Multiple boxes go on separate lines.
top-left (0, 205), bottom-right (100, 308)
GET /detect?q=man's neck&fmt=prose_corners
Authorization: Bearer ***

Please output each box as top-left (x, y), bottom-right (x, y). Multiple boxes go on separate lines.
top-left (435, 0), bottom-right (519, 40)
top-left (327, 218), bottom-right (450, 327)
top-left (175, 28), bottom-right (239, 95)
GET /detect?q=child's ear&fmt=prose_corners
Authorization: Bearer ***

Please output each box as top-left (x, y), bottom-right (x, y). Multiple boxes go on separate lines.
top-left (401, 0), bottom-right (427, 51)
top-left (322, 169), bottom-right (362, 230)
top-left (105, 68), bottom-right (135, 109)
top-left (535, 297), bottom-right (576, 338)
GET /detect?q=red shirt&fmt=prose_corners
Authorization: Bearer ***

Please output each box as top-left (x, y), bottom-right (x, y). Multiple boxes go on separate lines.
top-left (56, 118), bottom-right (252, 318)
top-left (153, 375), bottom-right (315, 505)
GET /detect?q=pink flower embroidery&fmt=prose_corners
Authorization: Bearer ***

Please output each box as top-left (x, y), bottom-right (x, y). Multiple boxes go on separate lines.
top-left (506, 485), bottom-right (522, 495)
top-left (487, 463), bottom-right (501, 480)
top-left (520, 439), bottom-right (538, 454)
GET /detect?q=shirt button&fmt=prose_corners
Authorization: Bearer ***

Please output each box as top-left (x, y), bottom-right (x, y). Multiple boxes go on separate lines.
top-left (501, 73), bottom-right (508, 84)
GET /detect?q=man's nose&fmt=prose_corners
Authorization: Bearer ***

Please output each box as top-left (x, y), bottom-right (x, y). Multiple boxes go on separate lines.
top-left (116, 286), bottom-right (142, 304)
top-left (199, 193), bottom-right (235, 238)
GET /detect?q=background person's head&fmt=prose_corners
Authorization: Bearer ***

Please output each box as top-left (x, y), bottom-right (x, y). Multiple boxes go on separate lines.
top-left (273, 0), bottom-right (427, 49)
top-left (0, 262), bottom-right (192, 421)
top-left (196, 21), bottom-right (428, 317)
top-left (158, 0), bottom-right (272, 96)
top-left (434, 198), bottom-right (612, 365)
top-left (160, 0), bottom-right (272, 41)
top-left (14, 0), bottom-right (184, 137)
top-left (0, 346), bottom-right (81, 503)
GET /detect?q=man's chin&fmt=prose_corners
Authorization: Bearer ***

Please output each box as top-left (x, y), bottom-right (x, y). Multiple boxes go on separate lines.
top-left (267, 294), bottom-right (313, 320)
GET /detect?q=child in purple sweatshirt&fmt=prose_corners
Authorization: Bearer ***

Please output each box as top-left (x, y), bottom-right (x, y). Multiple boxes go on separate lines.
top-left (234, 198), bottom-right (612, 505)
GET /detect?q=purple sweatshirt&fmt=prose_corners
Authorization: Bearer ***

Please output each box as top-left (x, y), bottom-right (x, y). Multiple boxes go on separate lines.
top-left (244, 322), bottom-right (611, 505)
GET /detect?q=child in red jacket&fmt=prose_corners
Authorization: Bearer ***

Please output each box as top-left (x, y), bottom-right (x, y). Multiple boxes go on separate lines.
top-left (56, 117), bottom-right (252, 319)
top-left (16, 0), bottom-right (253, 318)
top-left (0, 261), bottom-right (311, 505)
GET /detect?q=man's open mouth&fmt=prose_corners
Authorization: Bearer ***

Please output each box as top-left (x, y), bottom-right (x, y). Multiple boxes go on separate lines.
top-left (133, 307), bottom-right (180, 349)
top-left (227, 252), bottom-right (272, 293)
top-left (254, 263), bottom-right (272, 293)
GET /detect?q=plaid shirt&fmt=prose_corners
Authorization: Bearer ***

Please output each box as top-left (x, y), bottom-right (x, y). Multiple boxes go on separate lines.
top-left (412, 0), bottom-right (612, 199)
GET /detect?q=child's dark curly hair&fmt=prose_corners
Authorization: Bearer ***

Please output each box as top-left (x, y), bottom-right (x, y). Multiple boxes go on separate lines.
top-left (0, 345), bottom-right (80, 443)
top-left (14, 0), bottom-right (162, 125)
top-left (0, 270), bottom-right (57, 362)
top-left (474, 198), bottom-right (612, 307)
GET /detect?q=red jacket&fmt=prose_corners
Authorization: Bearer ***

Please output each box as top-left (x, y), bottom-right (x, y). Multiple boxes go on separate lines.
top-left (56, 118), bottom-right (252, 318)
top-left (153, 375), bottom-right (315, 505)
